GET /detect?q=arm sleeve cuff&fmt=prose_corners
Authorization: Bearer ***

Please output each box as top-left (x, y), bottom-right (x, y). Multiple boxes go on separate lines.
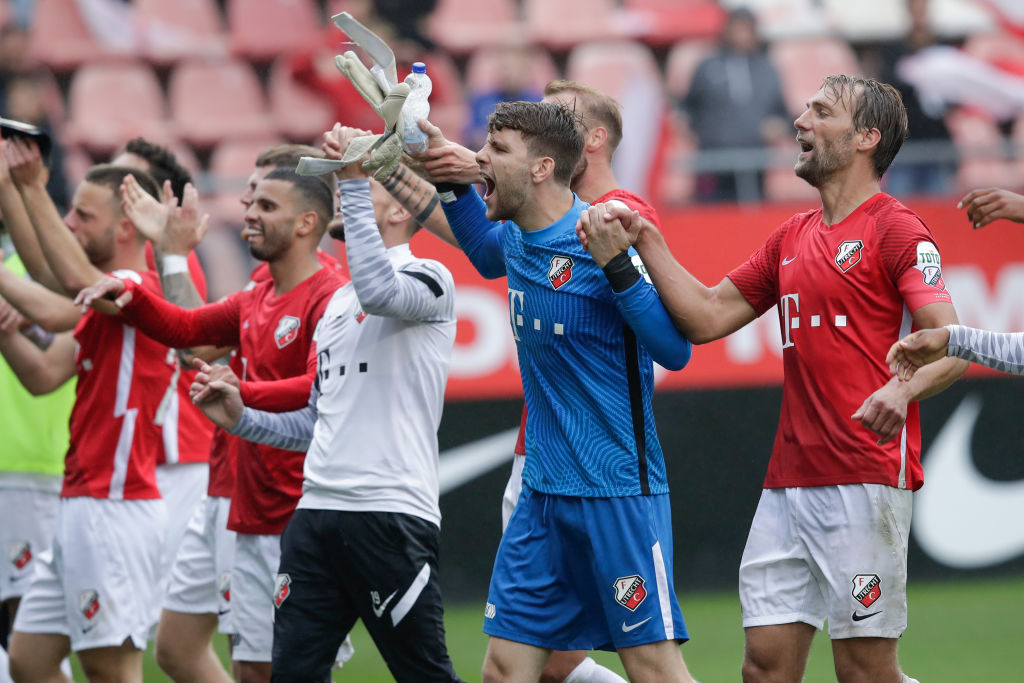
top-left (602, 252), bottom-right (641, 293)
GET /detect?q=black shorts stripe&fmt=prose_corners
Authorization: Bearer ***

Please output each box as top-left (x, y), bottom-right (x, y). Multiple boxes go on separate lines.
top-left (623, 325), bottom-right (650, 496)
top-left (400, 269), bottom-right (444, 297)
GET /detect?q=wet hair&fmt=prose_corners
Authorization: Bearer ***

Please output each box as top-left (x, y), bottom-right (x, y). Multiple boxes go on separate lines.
top-left (261, 168), bottom-right (333, 236)
top-left (487, 101), bottom-right (584, 185)
top-left (821, 75), bottom-right (908, 179)
top-left (122, 137), bottom-right (192, 199)
top-left (543, 79), bottom-right (624, 155)
top-left (85, 164), bottom-right (160, 203)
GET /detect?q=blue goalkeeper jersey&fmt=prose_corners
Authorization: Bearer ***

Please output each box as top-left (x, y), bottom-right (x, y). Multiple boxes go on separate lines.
top-left (443, 189), bottom-right (692, 498)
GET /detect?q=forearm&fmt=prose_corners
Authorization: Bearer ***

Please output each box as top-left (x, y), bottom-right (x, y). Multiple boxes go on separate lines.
top-left (906, 355), bottom-right (968, 402)
top-left (0, 182), bottom-right (62, 293)
top-left (440, 188), bottom-right (506, 278)
top-left (119, 281), bottom-right (239, 349)
top-left (634, 226), bottom-right (750, 343)
top-left (946, 324), bottom-right (1024, 375)
top-left (0, 268), bottom-right (80, 332)
top-left (605, 255), bottom-right (692, 370)
top-left (21, 183), bottom-right (101, 294)
top-left (229, 400), bottom-right (317, 452)
top-left (160, 268), bottom-right (214, 364)
top-left (381, 164), bottom-right (458, 247)
top-left (0, 329), bottom-right (72, 395)
top-left (240, 372), bottom-right (315, 412)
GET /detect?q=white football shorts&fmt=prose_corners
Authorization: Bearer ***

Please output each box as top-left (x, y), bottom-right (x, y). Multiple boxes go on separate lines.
top-left (163, 496), bottom-right (236, 634)
top-left (500, 453), bottom-right (526, 532)
top-left (739, 484), bottom-right (912, 639)
top-left (156, 461), bottom-right (209, 573)
top-left (0, 473), bottom-right (61, 601)
top-left (13, 497), bottom-right (167, 651)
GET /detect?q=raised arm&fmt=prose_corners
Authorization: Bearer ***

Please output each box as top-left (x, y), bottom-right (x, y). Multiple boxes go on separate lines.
top-left (440, 187), bottom-right (506, 279)
top-left (579, 203), bottom-right (756, 343)
top-left (0, 259), bottom-right (80, 332)
top-left (338, 177), bottom-right (456, 321)
top-left (890, 325), bottom-right (1024, 378)
top-left (0, 139), bottom-right (63, 293)
top-left (0, 326), bottom-right (76, 396)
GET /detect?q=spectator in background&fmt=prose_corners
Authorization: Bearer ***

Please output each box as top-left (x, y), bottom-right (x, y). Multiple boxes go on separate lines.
top-left (678, 7), bottom-right (789, 203)
top-left (865, 0), bottom-right (956, 197)
top-left (464, 41), bottom-right (542, 149)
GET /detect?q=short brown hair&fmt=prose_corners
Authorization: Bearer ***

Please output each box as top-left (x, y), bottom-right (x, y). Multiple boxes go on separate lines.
top-left (488, 101), bottom-right (584, 186)
top-left (256, 144), bottom-right (333, 193)
top-left (263, 168), bottom-right (333, 238)
top-left (544, 79), bottom-right (624, 156)
top-left (85, 164), bottom-right (161, 202)
top-left (122, 137), bottom-right (193, 199)
top-left (822, 75), bottom-right (908, 179)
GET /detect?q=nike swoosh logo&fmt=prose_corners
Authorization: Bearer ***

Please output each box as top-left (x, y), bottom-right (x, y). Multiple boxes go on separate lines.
top-left (372, 590), bottom-right (398, 618)
top-left (218, 608), bottom-right (231, 616)
top-left (781, 256), bottom-right (797, 265)
top-left (851, 610), bottom-right (881, 621)
top-left (438, 427), bottom-right (519, 494)
top-left (913, 395), bottom-right (1024, 568)
top-left (621, 617), bottom-right (652, 632)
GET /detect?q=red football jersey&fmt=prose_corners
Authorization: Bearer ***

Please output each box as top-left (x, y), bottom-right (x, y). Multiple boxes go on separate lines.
top-left (62, 270), bottom-right (174, 500)
top-left (514, 189), bottom-right (662, 456)
top-left (728, 193), bottom-right (952, 491)
top-left (144, 244), bottom-right (214, 466)
top-left (115, 266), bottom-right (342, 533)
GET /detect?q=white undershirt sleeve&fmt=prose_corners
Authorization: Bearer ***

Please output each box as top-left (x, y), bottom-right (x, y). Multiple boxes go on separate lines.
top-left (946, 324), bottom-right (1024, 375)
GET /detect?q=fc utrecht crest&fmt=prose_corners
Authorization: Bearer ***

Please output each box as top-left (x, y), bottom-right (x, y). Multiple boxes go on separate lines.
top-left (548, 255), bottom-right (574, 290)
top-left (9, 540), bottom-right (31, 569)
top-left (852, 574), bottom-right (881, 608)
top-left (613, 574), bottom-right (648, 611)
top-left (274, 315), bottom-right (301, 349)
top-left (835, 240), bottom-right (864, 272)
top-left (274, 573), bottom-right (291, 608)
top-left (80, 589), bottom-right (101, 621)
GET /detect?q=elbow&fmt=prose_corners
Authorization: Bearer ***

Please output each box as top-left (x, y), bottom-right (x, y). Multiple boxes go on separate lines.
top-left (655, 344), bottom-right (693, 372)
top-left (25, 375), bottom-right (60, 396)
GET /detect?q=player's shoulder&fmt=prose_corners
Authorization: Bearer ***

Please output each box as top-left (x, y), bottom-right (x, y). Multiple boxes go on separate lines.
top-left (400, 257), bottom-right (456, 293)
top-left (596, 188), bottom-right (661, 228)
top-left (867, 193), bottom-right (932, 240)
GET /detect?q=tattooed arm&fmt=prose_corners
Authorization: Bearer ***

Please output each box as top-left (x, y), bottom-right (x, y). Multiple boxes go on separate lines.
top-left (378, 163), bottom-right (459, 248)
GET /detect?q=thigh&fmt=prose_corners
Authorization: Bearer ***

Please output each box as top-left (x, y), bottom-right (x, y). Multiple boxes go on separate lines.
top-left (230, 533), bottom-right (280, 664)
top-left (337, 511), bottom-right (460, 683)
top-left (0, 482), bottom-right (60, 601)
top-left (156, 463), bottom-right (210, 568)
top-left (739, 489), bottom-right (828, 631)
top-left (802, 485), bottom-right (912, 640)
top-left (583, 494), bottom-right (687, 650)
top-left (164, 497), bottom-right (220, 616)
top-left (270, 510), bottom-right (356, 682)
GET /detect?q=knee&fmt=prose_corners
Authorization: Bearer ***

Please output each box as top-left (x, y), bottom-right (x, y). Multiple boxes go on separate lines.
top-left (154, 637), bottom-right (186, 679)
top-left (8, 642), bottom-right (44, 683)
top-left (481, 655), bottom-right (512, 683)
top-left (741, 655), bottom-right (773, 683)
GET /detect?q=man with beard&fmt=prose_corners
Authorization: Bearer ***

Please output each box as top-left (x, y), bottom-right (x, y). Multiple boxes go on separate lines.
top-left (579, 75), bottom-right (967, 683)
top-left (75, 168), bottom-right (344, 683)
top-left (434, 100), bottom-right (695, 682)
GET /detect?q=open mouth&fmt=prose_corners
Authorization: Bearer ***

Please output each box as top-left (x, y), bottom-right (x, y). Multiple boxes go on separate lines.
top-left (481, 174), bottom-right (496, 201)
top-left (241, 225), bottom-right (263, 241)
top-left (797, 138), bottom-right (813, 153)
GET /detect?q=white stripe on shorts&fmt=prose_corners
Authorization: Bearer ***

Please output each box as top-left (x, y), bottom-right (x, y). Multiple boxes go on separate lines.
top-left (391, 562), bottom-right (430, 627)
top-left (652, 541), bottom-right (673, 640)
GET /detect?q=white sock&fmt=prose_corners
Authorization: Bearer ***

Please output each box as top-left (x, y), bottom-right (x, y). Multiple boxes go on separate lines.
top-left (562, 656), bottom-right (628, 683)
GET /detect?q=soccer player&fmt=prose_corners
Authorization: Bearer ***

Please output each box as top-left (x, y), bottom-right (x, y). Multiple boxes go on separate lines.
top-left (188, 125), bottom-right (464, 683)
top-left (75, 168), bottom-right (345, 683)
top-left (0, 152), bottom-right (175, 682)
top-left (431, 100), bottom-right (694, 682)
top-left (578, 75), bottom-right (967, 683)
top-left (371, 80), bottom-right (657, 683)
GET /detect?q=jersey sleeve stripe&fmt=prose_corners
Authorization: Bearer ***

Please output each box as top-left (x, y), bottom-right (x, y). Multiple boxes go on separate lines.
top-left (399, 269), bottom-right (444, 298)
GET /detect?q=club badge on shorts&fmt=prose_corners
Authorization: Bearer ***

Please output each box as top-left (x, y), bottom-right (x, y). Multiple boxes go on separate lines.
top-left (218, 571), bottom-right (231, 602)
top-left (80, 589), bottom-right (101, 621)
top-left (8, 540), bottom-right (31, 569)
top-left (614, 574), bottom-right (647, 611)
top-left (274, 573), bottom-right (292, 608)
top-left (852, 573), bottom-right (881, 607)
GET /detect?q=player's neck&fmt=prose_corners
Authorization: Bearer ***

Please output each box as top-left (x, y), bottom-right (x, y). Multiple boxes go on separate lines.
top-left (572, 160), bottom-right (618, 204)
top-left (103, 245), bottom-right (148, 275)
top-left (267, 248), bottom-right (321, 295)
top-left (515, 186), bottom-right (576, 231)
top-left (817, 174), bottom-right (881, 226)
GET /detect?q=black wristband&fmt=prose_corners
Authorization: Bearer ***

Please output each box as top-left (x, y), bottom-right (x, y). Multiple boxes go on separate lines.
top-left (602, 251), bottom-right (640, 293)
top-left (435, 182), bottom-right (471, 203)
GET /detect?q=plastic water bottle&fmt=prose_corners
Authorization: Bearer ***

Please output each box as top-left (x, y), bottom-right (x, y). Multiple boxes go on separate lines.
top-left (401, 62), bottom-right (432, 154)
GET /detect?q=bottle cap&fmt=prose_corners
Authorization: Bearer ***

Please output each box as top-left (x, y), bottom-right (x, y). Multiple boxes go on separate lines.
top-left (412, 62), bottom-right (426, 74)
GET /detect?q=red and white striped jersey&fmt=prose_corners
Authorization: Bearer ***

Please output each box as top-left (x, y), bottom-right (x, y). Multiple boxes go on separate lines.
top-left (728, 193), bottom-right (952, 491)
top-left (62, 270), bottom-right (172, 500)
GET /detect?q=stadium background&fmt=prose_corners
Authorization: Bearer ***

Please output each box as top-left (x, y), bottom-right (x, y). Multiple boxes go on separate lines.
top-left (4, 0), bottom-right (1024, 680)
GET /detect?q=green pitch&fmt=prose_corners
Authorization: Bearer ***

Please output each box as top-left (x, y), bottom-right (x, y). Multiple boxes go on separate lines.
top-left (70, 574), bottom-right (1023, 681)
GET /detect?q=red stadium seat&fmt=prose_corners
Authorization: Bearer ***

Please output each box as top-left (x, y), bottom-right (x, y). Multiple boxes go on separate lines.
top-left (770, 37), bottom-right (862, 116)
top-left (227, 0), bottom-right (320, 62)
top-left (207, 136), bottom-right (286, 225)
top-left (28, 0), bottom-right (109, 71)
top-left (664, 40), bottom-right (716, 101)
top-left (622, 0), bottom-right (726, 45)
top-left (427, 0), bottom-right (522, 55)
top-left (524, 0), bottom-right (620, 51)
top-left (464, 45), bottom-right (558, 96)
top-left (64, 62), bottom-right (171, 155)
top-left (136, 0), bottom-right (227, 64)
top-left (268, 58), bottom-right (335, 144)
top-left (169, 58), bottom-right (273, 149)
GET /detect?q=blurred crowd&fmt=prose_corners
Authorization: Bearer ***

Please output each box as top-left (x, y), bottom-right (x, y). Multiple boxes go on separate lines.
top-left (0, 0), bottom-right (1023, 296)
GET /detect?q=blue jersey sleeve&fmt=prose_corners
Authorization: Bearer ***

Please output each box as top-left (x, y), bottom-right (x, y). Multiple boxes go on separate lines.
top-left (441, 189), bottom-right (506, 279)
top-left (613, 279), bottom-right (693, 371)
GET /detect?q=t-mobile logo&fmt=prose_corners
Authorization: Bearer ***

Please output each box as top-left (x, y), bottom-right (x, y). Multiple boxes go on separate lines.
top-left (780, 292), bottom-right (848, 348)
